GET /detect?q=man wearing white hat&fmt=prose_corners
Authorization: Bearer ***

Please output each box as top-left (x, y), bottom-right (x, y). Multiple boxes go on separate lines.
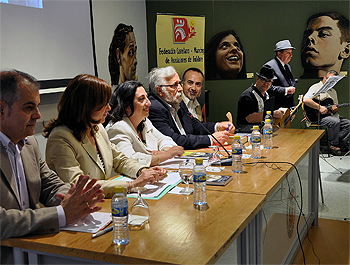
top-left (263, 40), bottom-right (297, 109)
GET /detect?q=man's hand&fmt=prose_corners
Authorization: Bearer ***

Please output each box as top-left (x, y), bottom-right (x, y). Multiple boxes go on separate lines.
top-left (212, 131), bottom-right (230, 145)
top-left (58, 175), bottom-right (105, 225)
top-left (273, 110), bottom-right (284, 119)
top-left (286, 87), bottom-right (296, 94)
top-left (217, 121), bottom-right (235, 134)
top-left (319, 105), bottom-right (328, 114)
top-left (330, 105), bottom-right (338, 114)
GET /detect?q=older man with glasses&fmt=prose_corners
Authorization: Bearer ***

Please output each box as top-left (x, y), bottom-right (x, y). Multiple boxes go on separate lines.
top-left (148, 66), bottom-right (234, 150)
top-left (237, 65), bottom-right (284, 126)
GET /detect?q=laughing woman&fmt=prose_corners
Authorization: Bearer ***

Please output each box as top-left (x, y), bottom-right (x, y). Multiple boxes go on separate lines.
top-left (205, 29), bottom-right (247, 80)
top-left (105, 81), bottom-right (184, 167)
top-left (43, 75), bottom-right (167, 198)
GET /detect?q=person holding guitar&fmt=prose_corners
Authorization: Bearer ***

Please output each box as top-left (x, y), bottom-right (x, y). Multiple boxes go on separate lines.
top-left (303, 70), bottom-right (350, 155)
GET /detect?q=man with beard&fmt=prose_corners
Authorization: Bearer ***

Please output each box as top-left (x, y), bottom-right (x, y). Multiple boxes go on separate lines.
top-left (301, 12), bottom-right (350, 78)
top-left (181, 67), bottom-right (204, 121)
top-left (148, 66), bottom-right (234, 149)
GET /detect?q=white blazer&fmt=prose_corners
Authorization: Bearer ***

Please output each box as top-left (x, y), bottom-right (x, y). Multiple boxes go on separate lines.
top-left (106, 117), bottom-right (177, 166)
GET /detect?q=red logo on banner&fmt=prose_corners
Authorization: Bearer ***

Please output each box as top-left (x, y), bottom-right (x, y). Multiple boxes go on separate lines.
top-left (172, 18), bottom-right (196, 43)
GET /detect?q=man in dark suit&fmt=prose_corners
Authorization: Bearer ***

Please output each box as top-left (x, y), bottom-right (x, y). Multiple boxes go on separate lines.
top-left (0, 70), bottom-right (105, 262)
top-left (263, 40), bottom-right (297, 109)
top-left (147, 66), bottom-right (234, 150)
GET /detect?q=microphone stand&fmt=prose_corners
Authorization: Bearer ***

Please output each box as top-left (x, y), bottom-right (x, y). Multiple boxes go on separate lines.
top-left (188, 113), bottom-right (233, 166)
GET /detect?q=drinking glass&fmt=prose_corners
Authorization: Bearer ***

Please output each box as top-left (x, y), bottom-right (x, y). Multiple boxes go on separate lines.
top-left (207, 145), bottom-right (222, 170)
top-left (129, 187), bottom-right (150, 230)
top-left (178, 160), bottom-right (194, 195)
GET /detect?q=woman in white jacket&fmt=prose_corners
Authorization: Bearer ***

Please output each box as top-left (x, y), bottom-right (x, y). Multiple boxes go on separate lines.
top-left (105, 81), bottom-right (184, 166)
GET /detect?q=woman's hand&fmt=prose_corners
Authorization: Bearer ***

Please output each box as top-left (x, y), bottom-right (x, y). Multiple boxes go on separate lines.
top-left (132, 167), bottom-right (168, 187)
top-left (164, 146), bottom-right (184, 158)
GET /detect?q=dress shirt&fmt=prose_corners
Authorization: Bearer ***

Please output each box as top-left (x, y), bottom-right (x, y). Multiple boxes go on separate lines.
top-left (169, 104), bottom-right (186, 135)
top-left (0, 132), bottom-right (66, 227)
top-left (276, 56), bottom-right (289, 95)
top-left (182, 94), bottom-right (203, 121)
top-left (0, 133), bottom-right (29, 210)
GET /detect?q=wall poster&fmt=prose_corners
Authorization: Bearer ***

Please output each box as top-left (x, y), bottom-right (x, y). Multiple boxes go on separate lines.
top-left (156, 13), bottom-right (205, 77)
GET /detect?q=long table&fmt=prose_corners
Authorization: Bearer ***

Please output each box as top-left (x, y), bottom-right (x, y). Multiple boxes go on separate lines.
top-left (0, 129), bottom-right (324, 264)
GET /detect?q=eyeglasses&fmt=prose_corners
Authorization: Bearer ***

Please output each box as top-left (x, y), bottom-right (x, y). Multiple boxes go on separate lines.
top-left (161, 81), bottom-right (183, 89)
top-left (259, 76), bottom-right (273, 84)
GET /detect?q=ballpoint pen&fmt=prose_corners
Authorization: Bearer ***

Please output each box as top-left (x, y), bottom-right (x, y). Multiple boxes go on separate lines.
top-left (91, 226), bottom-right (113, 239)
top-left (226, 124), bottom-right (231, 131)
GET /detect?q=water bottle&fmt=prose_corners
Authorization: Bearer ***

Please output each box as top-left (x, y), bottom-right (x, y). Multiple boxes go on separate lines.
top-left (193, 157), bottom-right (207, 207)
top-left (263, 119), bottom-right (273, 149)
top-left (111, 186), bottom-right (130, 245)
top-left (265, 111), bottom-right (273, 124)
top-left (251, 125), bottom-right (261, 159)
top-left (231, 135), bottom-right (243, 173)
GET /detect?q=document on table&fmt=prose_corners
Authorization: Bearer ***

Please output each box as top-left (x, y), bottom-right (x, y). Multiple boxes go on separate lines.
top-left (159, 157), bottom-right (209, 168)
top-left (115, 171), bottom-right (182, 200)
top-left (61, 212), bottom-right (112, 233)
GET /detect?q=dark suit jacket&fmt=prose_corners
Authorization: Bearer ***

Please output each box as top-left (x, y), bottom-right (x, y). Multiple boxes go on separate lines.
top-left (1, 136), bottom-right (70, 263)
top-left (148, 94), bottom-right (215, 149)
top-left (264, 57), bottom-right (295, 109)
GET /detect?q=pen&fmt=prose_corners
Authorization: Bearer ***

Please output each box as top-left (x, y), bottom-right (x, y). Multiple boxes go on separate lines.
top-left (226, 124), bottom-right (231, 131)
top-left (91, 226), bottom-right (113, 239)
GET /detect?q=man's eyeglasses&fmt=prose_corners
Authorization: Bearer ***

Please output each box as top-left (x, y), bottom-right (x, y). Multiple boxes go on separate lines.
top-left (259, 76), bottom-right (273, 84)
top-left (161, 81), bottom-right (183, 89)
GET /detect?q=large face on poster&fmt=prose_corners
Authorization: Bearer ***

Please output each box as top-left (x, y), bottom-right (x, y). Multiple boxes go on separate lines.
top-left (156, 14), bottom-right (205, 77)
top-left (109, 23), bottom-right (138, 86)
top-left (301, 12), bottom-right (350, 78)
top-left (205, 30), bottom-right (246, 80)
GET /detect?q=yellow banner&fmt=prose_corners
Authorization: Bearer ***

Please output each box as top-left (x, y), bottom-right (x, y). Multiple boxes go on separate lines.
top-left (156, 14), bottom-right (205, 77)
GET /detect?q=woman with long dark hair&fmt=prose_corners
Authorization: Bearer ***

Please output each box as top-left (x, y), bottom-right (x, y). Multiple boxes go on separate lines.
top-left (205, 29), bottom-right (247, 80)
top-left (105, 80), bottom-right (184, 167)
top-left (43, 74), bottom-right (166, 197)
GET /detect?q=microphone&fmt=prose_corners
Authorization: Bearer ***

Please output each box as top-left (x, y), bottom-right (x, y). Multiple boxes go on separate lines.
top-left (187, 113), bottom-right (233, 166)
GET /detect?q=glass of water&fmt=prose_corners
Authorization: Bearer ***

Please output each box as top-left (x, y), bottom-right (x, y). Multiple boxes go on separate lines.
top-left (178, 160), bottom-right (194, 195)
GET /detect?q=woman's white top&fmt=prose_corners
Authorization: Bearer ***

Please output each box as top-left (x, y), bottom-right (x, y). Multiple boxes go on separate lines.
top-left (105, 117), bottom-right (177, 166)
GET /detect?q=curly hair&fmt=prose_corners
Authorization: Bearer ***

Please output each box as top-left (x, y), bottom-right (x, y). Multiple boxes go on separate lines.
top-left (105, 80), bottom-right (145, 132)
top-left (108, 23), bottom-right (134, 86)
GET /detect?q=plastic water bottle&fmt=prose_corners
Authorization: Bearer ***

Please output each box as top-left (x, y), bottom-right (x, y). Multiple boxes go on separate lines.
top-left (263, 119), bottom-right (273, 149)
top-left (193, 157), bottom-right (207, 207)
top-left (251, 125), bottom-right (261, 159)
top-left (265, 110), bottom-right (273, 124)
top-left (231, 135), bottom-right (243, 173)
top-left (111, 186), bottom-right (130, 245)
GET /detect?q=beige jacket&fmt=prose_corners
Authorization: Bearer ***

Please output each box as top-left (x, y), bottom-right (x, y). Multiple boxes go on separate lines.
top-left (45, 124), bottom-right (143, 198)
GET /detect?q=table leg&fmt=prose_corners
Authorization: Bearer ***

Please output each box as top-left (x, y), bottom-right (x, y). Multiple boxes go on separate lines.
top-left (309, 141), bottom-right (320, 226)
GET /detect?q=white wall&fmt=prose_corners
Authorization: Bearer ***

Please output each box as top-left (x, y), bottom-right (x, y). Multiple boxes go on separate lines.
top-left (2, 0), bottom-right (148, 157)
top-left (92, 0), bottom-right (148, 86)
top-left (0, 0), bottom-right (95, 80)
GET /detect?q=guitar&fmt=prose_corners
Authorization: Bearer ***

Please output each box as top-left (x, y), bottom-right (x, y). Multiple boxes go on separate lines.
top-left (273, 95), bottom-right (303, 128)
top-left (303, 98), bottom-right (350, 123)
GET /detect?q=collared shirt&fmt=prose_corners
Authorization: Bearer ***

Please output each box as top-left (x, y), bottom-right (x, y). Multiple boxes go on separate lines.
top-left (0, 132), bottom-right (30, 210)
top-left (0, 132), bottom-right (66, 227)
top-left (167, 102), bottom-right (186, 135)
top-left (276, 56), bottom-right (290, 95)
top-left (182, 94), bottom-right (203, 122)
